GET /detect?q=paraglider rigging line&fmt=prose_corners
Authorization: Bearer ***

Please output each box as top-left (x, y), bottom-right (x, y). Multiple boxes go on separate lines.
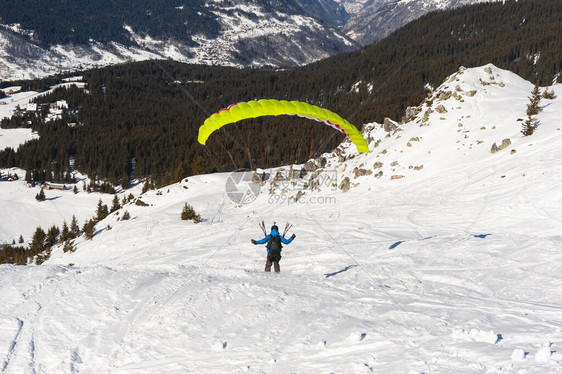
top-left (312, 56), bottom-right (412, 158)
top-left (153, 60), bottom-right (249, 172)
top-left (305, 213), bottom-right (407, 313)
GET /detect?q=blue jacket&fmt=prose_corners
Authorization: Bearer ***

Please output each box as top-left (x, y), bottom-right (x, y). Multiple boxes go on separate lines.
top-left (256, 229), bottom-right (294, 252)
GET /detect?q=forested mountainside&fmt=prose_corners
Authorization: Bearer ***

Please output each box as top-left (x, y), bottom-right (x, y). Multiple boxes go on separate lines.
top-left (0, 0), bottom-right (356, 80)
top-left (1, 0), bottom-right (560, 186)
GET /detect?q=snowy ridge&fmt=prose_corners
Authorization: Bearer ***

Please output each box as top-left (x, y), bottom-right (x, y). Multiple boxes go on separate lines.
top-left (1, 65), bottom-right (562, 372)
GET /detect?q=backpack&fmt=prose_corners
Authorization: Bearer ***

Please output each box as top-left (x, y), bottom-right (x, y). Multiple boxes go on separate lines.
top-left (267, 234), bottom-right (282, 256)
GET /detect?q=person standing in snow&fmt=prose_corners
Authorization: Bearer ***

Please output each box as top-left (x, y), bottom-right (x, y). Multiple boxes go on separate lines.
top-left (251, 224), bottom-right (295, 273)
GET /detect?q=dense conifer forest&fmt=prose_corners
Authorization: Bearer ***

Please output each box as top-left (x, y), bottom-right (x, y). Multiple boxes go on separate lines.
top-left (0, 0), bottom-right (220, 47)
top-left (1, 0), bottom-right (561, 186)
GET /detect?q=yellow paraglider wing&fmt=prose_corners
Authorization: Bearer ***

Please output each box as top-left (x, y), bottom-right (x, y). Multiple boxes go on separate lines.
top-left (198, 99), bottom-right (369, 153)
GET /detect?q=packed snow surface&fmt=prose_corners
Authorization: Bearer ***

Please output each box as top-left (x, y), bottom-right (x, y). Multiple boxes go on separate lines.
top-left (1, 65), bottom-right (562, 372)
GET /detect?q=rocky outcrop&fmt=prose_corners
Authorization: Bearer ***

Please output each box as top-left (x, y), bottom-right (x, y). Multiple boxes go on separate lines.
top-left (338, 177), bottom-right (351, 192)
top-left (288, 169), bottom-right (302, 179)
top-left (252, 172), bottom-right (267, 183)
top-left (383, 117), bottom-right (399, 132)
top-left (490, 138), bottom-right (511, 153)
top-left (304, 157), bottom-right (327, 172)
top-left (438, 91), bottom-right (453, 101)
top-left (353, 168), bottom-right (372, 178)
top-left (274, 171), bottom-right (287, 182)
top-left (402, 106), bottom-right (421, 123)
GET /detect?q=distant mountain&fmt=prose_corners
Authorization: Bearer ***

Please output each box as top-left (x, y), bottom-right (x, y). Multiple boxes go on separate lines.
top-left (0, 0), bottom-right (356, 81)
top-left (341, 0), bottom-right (493, 45)
top-left (294, 0), bottom-right (352, 27)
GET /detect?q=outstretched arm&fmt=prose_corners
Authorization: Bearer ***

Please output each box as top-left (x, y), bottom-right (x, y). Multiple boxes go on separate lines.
top-left (254, 235), bottom-right (270, 245)
top-left (280, 234), bottom-right (295, 244)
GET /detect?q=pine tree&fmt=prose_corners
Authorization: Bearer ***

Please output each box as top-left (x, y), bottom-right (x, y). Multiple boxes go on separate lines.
top-left (191, 156), bottom-right (207, 176)
top-left (70, 215), bottom-right (80, 238)
top-left (122, 174), bottom-right (131, 190)
top-left (526, 83), bottom-right (541, 116)
top-left (63, 240), bottom-right (75, 253)
top-left (110, 195), bottom-right (121, 212)
top-left (522, 115), bottom-right (536, 136)
top-left (29, 227), bottom-right (46, 254)
top-left (83, 219), bottom-right (96, 240)
top-left (122, 210), bottom-right (131, 220)
top-left (46, 225), bottom-right (60, 248)
top-left (181, 203), bottom-right (202, 223)
top-left (174, 161), bottom-right (191, 183)
top-left (543, 88), bottom-right (555, 100)
top-left (61, 221), bottom-right (71, 241)
top-left (96, 199), bottom-right (109, 221)
top-left (35, 187), bottom-right (46, 202)
top-left (18, 235), bottom-right (24, 244)
top-left (161, 171), bottom-right (172, 187)
top-left (73, 185), bottom-right (78, 194)
top-left (142, 179), bottom-right (151, 194)
top-left (523, 83), bottom-right (541, 136)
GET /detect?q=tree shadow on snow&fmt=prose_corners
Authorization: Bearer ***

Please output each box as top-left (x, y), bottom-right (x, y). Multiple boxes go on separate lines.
top-left (325, 265), bottom-right (358, 278)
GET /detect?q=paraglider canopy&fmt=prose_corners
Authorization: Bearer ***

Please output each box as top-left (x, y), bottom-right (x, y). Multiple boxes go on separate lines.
top-left (198, 99), bottom-right (369, 153)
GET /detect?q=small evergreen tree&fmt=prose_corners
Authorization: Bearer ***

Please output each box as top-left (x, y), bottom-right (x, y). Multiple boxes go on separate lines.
top-left (96, 199), bottom-right (109, 221)
top-left (122, 210), bottom-right (131, 220)
top-left (121, 173), bottom-right (131, 190)
top-left (543, 88), bottom-right (555, 99)
top-left (63, 240), bottom-right (75, 253)
top-left (70, 215), bottom-right (80, 238)
top-left (29, 227), bottom-right (46, 254)
top-left (18, 235), bottom-right (24, 244)
top-left (526, 83), bottom-right (541, 116)
top-left (61, 221), bottom-right (71, 242)
top-left (141, 179), bottom-right (151, 194)
top-left (181, 203), bottom-right (202, 223)
top-left (174, 161), bottom-right (191, 183)
top-left (522, 83), bottom-right (541, 136)
top-left (191, 156), bottom-right (207, 176)
top-left (73, 185), bottom-right (78, 194)
top-left (46, 225), bottom-right (60, 248)
top-left (35, 187), bottom-right (46, 202)
top-left (83, 219), bottom-right (96, 240)
top-left (110, 195), bottom-right (121, 212)
top-left (521, 115), bottom-right (536, 136)
top-left (161, 171), bottom-right (172, 187)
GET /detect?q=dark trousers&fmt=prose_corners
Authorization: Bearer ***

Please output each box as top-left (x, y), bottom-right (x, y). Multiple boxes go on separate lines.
top-left (265, 253), bottom-right (281, 273)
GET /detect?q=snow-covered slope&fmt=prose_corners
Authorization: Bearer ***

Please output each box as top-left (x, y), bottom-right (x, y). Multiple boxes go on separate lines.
top-left (1, 65), bottom-right (562, 372)
top-left (0, 129), bottom-right (38, 153)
